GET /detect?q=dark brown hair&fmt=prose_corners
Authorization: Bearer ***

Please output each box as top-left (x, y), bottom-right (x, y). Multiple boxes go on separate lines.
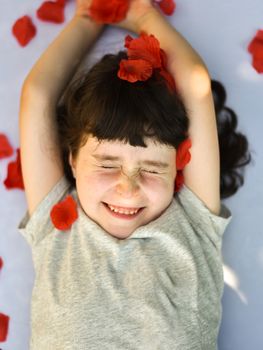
top-left (211, 80), bottom-right (251, 198)
top-left (56, 51), bottom-right (251, 198)
top-left (57, 51), bottom-right (189, 180)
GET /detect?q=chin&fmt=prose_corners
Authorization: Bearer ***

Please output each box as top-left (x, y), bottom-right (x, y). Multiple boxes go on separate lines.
top-left (104, 224), bottom-right (136, 240)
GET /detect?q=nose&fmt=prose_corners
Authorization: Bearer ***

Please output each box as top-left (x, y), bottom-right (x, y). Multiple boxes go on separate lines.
top-left (115, 171), bottom-right (140, 198)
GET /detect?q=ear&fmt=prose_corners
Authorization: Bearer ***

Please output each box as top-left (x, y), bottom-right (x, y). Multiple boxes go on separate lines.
top-left (69, 152), bottom-right (76, 178)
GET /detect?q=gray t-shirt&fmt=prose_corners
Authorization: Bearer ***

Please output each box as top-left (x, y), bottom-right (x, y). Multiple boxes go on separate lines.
top-left (19, 176), bottom-right (232, 350)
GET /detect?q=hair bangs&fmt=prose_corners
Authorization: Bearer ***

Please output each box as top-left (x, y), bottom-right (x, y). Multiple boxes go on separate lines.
top-left (77, 55), bottom-right (189, 148)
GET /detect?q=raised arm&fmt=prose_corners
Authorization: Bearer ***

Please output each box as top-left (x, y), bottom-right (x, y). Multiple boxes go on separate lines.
top-left (118, 2), bottom-right (220, 214)
top-left (19, 1), bottom-right (103, 216)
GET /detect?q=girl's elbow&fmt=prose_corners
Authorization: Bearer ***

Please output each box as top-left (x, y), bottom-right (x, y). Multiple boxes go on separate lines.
top-left (188, 65), bottom-right (212, 98)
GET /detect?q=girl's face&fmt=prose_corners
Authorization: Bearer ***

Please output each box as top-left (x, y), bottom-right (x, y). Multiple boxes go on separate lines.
top-left (70, 136), bottom-right (176, 239)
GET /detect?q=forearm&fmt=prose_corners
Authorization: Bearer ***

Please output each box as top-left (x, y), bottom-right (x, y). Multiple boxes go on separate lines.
top-left (135, 9), bottom-right (210, 98)
top-left (23, 16), bottom-right (102, 105)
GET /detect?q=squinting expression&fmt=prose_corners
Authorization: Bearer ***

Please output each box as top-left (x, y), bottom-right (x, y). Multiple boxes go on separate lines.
top-left (69, 136), bottom-right (177, 239)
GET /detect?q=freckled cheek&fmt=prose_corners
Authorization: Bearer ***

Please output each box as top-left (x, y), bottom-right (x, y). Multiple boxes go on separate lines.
top-left (140, 176), bottom-right (172, 195)
top-left (82, 173), bottom-right (119, 191)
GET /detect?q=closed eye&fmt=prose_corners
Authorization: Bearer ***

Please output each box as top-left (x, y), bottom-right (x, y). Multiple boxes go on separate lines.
top-left (100, 166), bottom-right (118, 169)
top-left (142, 169), bottom-right (160, 174)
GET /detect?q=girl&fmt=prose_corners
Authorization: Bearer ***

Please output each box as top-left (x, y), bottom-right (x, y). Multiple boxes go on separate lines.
top-left (18, 0), bottom-right (250, 349)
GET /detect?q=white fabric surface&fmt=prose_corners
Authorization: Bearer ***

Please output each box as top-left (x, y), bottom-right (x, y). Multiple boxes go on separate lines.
top-left (0, 0), bottom-right (263, 349)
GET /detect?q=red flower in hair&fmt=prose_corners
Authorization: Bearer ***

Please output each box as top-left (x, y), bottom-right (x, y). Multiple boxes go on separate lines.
top-left (0, 312), bottom-right (9, 342)
top-left (118, 59), bottom-right (153, 82)
top-left (89, 0), bottom-right (129, 24)
top-left (118, 33), bottom-right (175, 88)
top-left (248, 30), bottom-right (263, 73)
top-left (50, 195), bottom-right (78, 230)
top-left (12, 15), bottom-right (37, 47)
top-left (0, 257), bottom-right (3, 270)
top-left (125, 33), bottom-right (162, 69)
top-left (4, 149), bottom-right (24, 190)
top-left (37, 1), bottom-right (66, 24)
top-left (174, 138), bottom-right (192, 192)
top-left (174, 170), bottom-right (184, 193)
top-left (176, 138), bottom-right (192, 170)
top-left (0, 134), bottom-right (13, 159)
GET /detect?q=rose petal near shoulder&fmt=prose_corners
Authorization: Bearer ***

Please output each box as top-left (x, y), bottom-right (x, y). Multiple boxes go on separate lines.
top-left (176, 138), bottom-right (192, 170)
top-left (50, 195), bottom-right (78, 231)
top-left (4, 149), bottom-right (24, 190)
top-left (174, 171), bottom-right (184, 193)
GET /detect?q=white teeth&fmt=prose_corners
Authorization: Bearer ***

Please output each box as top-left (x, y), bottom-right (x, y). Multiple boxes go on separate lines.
top-left (108, 204), bottom-right (139, 215)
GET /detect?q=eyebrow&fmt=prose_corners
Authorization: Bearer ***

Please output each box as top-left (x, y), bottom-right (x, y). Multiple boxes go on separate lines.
top-left (92, 154), bottom-right (169, 168)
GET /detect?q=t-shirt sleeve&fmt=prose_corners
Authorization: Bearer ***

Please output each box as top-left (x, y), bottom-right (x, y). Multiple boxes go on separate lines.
top-left (176, 185), bottom-right (232, 249)
top-left (18, 176), bottom-right (71, 247)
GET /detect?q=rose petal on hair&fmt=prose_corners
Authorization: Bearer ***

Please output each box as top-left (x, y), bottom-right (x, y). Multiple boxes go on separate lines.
top-left (248, 30), bottom-right (263, 73)
top-left (174, 170), bottom-right (184, 192)
top-left (176, 138), bottom-right (192, 170)
top-left (118, 59), bottom-right (153, 82)
top-left (127, 33), bottom-right (162, 69)
top-left (0, 312), bottom-right (10, 342)
top-left (50, 195), bottom-right (78, 230)
top-left (0, 134), bottom-right (14, 159)
top-left (156, 0), bottom-right (176, 16)
top-left (4, 149), bottom-right (24, 190)
top-left (12, 15), bottom-right (36, 47)
top-left (124, 35), bottom-right (133, 49)
top-left (37, 1), bottom-right (65, 24)
top-left (159, 68), bottom-right (176, 91)
top-left (89, 0), bottom-right (129, 23)
top-left (0, 257), bottom-right (3, 270)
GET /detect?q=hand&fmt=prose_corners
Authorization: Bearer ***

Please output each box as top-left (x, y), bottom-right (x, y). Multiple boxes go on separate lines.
top-left (117, 0), bottom-right (159, 33)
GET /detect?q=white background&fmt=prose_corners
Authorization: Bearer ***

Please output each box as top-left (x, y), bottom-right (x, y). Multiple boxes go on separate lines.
top-left (0, 0), bottom-right (263, 349)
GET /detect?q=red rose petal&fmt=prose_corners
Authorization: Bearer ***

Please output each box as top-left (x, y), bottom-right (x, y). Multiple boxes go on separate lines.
top-left (118, 59), bottom-right (153, 82)
top-left (50, 195), bottom-right (78, 230)
top-left (124, 35), bottom-right (133, 49)
top-left (0, 312), bottom-right (9, 342)
top-left (37, 1), bottom-right (65, 24)
top-left (176, 138), bottom-right (192, 170)
top-left (156, 0), bottom-right (176, 16)
top-left (4, 149), bottom-right (25, 190)
top-left (0, 134), bottom-right (14, 159)
top-left (252, 56), bottom-right (263, 73)
top-left (127, 33), bottom-right (162, 69)
top-left (12, 15), bottom-right (36, 47)
top-left (174, 170), bottom-right (184, 192)
top-left (159, 68), bottom-right (176, 91)
top-left (248, 38), bottom-right (263, 58)
top-left (0, 257), bottom-right (3, 270)
top-left (248, 30), bottom-right (263, 73)
top-left (89, 0), bottom-right (129, 23)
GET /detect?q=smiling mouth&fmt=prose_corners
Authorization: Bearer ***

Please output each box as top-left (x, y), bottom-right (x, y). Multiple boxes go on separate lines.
top-left (102, 202), bottom-right (144, 219)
